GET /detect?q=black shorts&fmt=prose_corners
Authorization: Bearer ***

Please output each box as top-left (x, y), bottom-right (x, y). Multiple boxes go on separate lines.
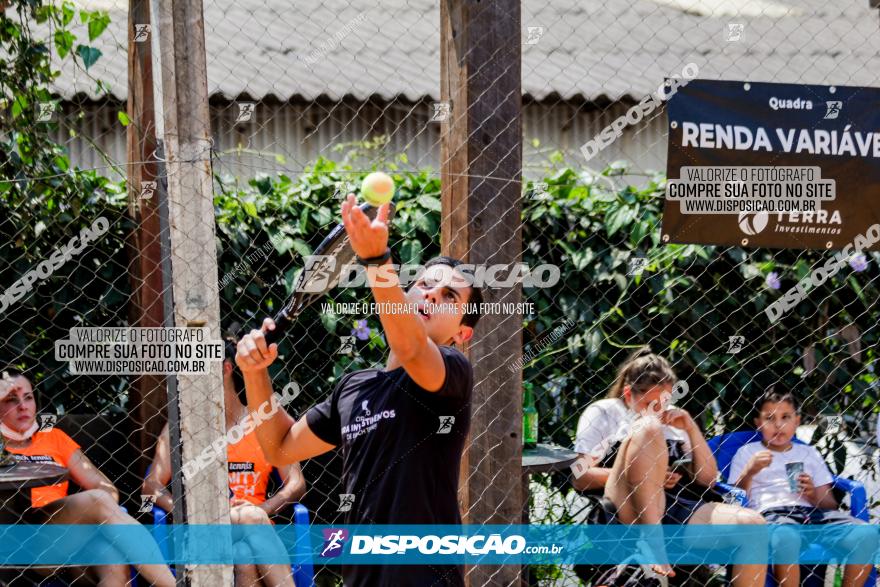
top-left (762, 505), bottom-right (858, 526)
top-left (590, 490), bottom-right (709, 525)
top-left (663, 492), bottom-right (705, 525)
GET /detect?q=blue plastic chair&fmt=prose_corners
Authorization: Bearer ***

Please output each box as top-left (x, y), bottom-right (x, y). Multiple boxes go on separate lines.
top-left (708, 431), bottom-right (876, 587)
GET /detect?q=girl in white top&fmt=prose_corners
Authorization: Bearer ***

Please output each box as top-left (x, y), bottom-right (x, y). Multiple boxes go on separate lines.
top-left (571, 347), bottom-right (767, 585)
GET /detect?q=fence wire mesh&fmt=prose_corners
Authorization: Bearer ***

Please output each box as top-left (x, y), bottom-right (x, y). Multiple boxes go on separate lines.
top-left (2, 0), bottom-right (880, 585)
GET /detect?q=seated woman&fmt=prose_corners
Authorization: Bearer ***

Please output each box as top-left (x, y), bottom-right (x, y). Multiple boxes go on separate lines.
top-left (0, 368), bottom-right (175, 586)
top-left (144, 341), bottom-right (305, 587)
top-left (570, 347), bottom-right (767, 585)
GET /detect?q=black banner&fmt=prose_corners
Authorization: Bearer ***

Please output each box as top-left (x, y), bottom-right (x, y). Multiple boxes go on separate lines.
top-left (662, 79), bottom-right (880, 250)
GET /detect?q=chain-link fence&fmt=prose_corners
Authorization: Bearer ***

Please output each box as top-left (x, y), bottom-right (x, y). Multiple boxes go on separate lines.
top-left (3, 0), bottom-right (880, 585)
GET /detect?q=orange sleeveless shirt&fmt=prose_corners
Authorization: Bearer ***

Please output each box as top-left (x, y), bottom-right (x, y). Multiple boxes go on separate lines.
top-left (6, 428), bottom-right (80, 508)
top-left (227, 429), bottom-right (273, 505)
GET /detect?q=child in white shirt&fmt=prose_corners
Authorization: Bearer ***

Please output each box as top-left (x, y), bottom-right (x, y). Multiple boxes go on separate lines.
top-left (729, 389), bottom-right (876, 587)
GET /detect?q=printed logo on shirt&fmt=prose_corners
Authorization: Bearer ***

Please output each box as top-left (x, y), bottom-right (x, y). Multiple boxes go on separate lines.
top-left (228, 462), bottom-right (255, 472)
top-left (12, 455), bottom-right (55, 463)
top-left (228, 468), bottom-right (262, 497)
top-left (341, 402), bottom-right (397, 442)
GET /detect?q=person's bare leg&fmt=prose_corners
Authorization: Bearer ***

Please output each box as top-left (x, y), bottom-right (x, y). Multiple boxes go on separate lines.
top-left (604, 417), bottom-right (671, 576)
top-left (769, 525), bottom-right (800, 587)
top-left (91, 563), bottom-right (129, 587)
top-left (231, 537), bottom-right (264, 586)
top-left (838, 525), bottom-right (877, 587)
top-left (773, 564), bottom-right (799, 586)
top-left (842, 565), bottom-right (873, 587)
top-left (42, 490), bottom-right (174, 587)
top-left (687, 502), bottom-right (768, 587)
top-left (231, 504), bottom-right (294, 587)
top-left (63, 562), bottom-right (127, 586)
top-left (234, 562), bottom-right (261, 586)
top-left (604, 417), bottom-right (668, 525)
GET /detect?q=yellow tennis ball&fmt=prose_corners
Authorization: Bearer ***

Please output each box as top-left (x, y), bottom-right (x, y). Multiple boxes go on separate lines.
top-left (360, 172), bottom-right (395, 206)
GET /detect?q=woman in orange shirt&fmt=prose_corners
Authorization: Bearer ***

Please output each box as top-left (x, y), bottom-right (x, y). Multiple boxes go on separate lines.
top-left (0, 368), bottom-right (175, 587)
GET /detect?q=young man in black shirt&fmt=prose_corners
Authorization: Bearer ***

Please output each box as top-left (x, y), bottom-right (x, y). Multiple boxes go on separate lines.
top-left (236, 194), bottom-right (482, 586)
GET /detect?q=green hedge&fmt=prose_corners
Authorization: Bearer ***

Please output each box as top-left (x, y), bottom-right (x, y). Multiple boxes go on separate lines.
top-left (4, 150), bottom-right (879, 472)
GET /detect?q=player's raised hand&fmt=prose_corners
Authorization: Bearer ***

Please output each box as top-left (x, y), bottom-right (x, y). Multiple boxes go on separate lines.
top-left (341, 193), bottom-right (391, 259)
top-left (236, 318), bottom-right (278, 372)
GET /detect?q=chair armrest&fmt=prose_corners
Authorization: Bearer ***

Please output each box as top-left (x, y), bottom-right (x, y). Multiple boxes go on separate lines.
top-left (832, 476), bottom-right (868, 521)
top-left (291, 503), bottom-right (315, 586)
top-left (292, 503), bottom-right (310, 525)
top-left (715, 482), bottom-right (748, 506)
top-left (152, 504), bottom-right (169, 525)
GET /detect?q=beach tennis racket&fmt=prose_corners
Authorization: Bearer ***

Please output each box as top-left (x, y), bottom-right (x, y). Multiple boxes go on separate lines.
top-left (264, 202), bottom-right (394, 345)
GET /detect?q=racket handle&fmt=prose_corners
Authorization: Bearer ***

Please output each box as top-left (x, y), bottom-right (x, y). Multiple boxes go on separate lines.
top-left (264, 311), bottom-right (292, 346)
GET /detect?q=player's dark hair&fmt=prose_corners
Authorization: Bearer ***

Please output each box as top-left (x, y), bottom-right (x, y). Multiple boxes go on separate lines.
top-left (608, 346), bottom-right (677, 398)
top-left (223, 338), bottom-right (246, 405)
top-left (423, 256), bottom-right (483, 328)
top-left (754, 387), bottom-right (799, 416)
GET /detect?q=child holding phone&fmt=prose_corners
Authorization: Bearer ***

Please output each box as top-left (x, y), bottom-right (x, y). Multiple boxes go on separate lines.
top-left (730, 389), bottom-right (877, 587)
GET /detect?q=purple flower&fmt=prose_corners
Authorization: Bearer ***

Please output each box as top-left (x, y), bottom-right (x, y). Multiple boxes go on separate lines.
top-left (849, 253), bottom-right (869, 273)
top-left (351, 319), bottom-right (371, 341)
top-left (766, 271), bottom-right (781, 290)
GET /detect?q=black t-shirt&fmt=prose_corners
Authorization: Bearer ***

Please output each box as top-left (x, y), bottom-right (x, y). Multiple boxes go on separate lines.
top-left (306, 345), bottom-right (473, 587)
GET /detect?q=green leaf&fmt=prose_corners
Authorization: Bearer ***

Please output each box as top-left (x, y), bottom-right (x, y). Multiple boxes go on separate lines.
top-left (87, 11), bottom-right (111, 41)
top-left (605, 204), bottom-right (637, 237)
top-left (314, 207), bottom-right (333, 226)
top-left (75, 45), bottom-right (103, 70)
top-left (630, 220), bottom-right (649, 247)
top-left (117, 111), bottom-right (130, 126)
top-left (35, 6), bottom-right (52, 23)
top-left (61, 2), bottom-right (76, 25)
top-left (416, 194), bottom-right (441, 212)
top-left (242, 201), bottom-right (258, 217)
top-left (11, 96), bottom-right (27, 119)
top-left (54, 30), bottom-right (75, 59)
top-left (604, 160), bottom-right (629, 176)
top-left (320, 310), bottom-right (339, 333)
top-left (290, 238), bottom-right (311, 257)
top-left (400, 240), bottom-right (422, 264)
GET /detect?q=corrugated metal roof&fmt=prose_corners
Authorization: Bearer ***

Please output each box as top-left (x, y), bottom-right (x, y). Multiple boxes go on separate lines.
top-left (50, 0), bottom-right (880, 102)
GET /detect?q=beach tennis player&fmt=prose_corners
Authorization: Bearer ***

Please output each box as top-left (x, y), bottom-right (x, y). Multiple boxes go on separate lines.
top-left (236, 194), bottom-right (482, 586)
